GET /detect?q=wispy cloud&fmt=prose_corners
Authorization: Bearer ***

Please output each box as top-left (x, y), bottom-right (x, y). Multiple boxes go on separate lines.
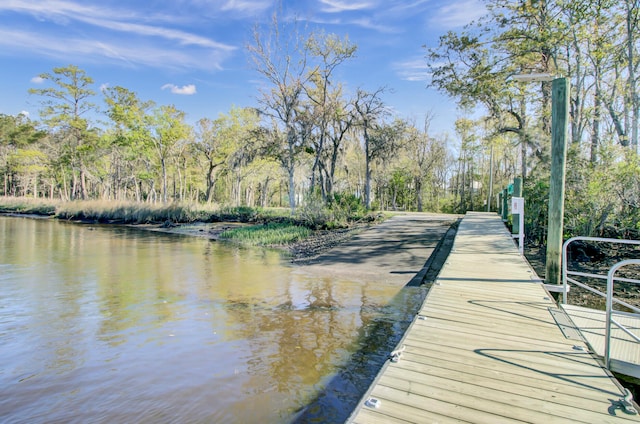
top-left (302, 12), bottom-right (396, 33)
top-left (350, 17), bottom-right (397, 33)
top-left (162, 83), bottom-right (197, 95)
top-left (319, 0), bottom-right (375, 13)
top-left (388, 0), bottom-right (430, 13)
top-left (393, 57), bottom-right (430, 82)
top-left (0, 1), bottom-right (235, 50)
top-left (0, 1), bottom-right (172, 26)
top-left (430, 0), bottom-right (486, 28)
top-left (80, 16), bottom-right (235, 50)
top-left (30, 76), bottom-right (44, 83)
top-left (220, 0), bottom-right (271, 14)
top-left (0, 29), bottom-right (230, 71)
top-left (0, 0), bottom-right (236, 70)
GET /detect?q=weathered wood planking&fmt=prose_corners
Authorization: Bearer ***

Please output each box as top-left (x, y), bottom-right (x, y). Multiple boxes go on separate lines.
top-left (348, 212), bottom-right (640, 424)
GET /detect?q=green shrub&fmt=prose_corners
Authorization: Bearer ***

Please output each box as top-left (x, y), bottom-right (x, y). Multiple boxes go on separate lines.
top-left (215, 206), bottom-right (262, 222)
top-left (296, 193), bottom-right (335, 229)
top-left (329, 193), bottom-right (368, 221)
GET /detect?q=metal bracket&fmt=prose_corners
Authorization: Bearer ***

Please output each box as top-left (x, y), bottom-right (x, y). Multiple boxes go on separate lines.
top-left (620, 389), bottom-right (638, 415)
top-left (390, 345), bottom-right (405, 363)
top-left (365, 397), bottom-right (381, 409)
top-left (544, 284), bottom-right (570, 293)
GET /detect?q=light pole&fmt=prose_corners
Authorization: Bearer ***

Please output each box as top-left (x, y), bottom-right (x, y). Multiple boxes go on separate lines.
top-left (512, 74), bottom-right (569, 289)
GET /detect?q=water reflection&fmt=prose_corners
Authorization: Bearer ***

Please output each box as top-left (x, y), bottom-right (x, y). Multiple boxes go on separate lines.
top-left (0, 216), bottom-right (425, 423)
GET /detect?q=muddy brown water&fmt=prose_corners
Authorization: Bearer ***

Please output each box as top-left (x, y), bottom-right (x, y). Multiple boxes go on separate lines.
top-left (0, 216), bottom-right (436, 423)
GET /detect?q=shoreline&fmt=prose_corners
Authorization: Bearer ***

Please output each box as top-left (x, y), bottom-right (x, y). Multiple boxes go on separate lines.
top-left (0, 210), bottom-right (373, 262)
top-left (134, 220), bottom-right (370, 262)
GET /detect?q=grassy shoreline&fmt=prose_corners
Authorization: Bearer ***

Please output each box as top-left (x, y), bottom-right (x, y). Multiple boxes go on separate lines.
top-left (0, 197), bottom-right (379, 253)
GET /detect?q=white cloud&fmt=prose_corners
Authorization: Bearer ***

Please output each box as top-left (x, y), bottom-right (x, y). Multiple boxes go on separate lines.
top-left (431, 0), bottom-right (486, 28)
top-left (319, 0), bottom-right (375, 13)
top-left (220, 0), bottom-right (271, 14)
top-left (100, 83), bottom-right (110, 92)
top-left (350, 17), bottom-right (396, 33)
top-left (393, 57), bottom-right (430, 82)
top-left (162, 83), bottom-right (197, 95)
top-left (30, 76), bottom-right (44, 83)
top-left (0, 1), bottom-right (236, 51)
top-left (19, 110), bottom-right (29, 117)
top-left (80, 16), bottom-right (236, 51)
top-left (0, 29), bottom-right (230, 71)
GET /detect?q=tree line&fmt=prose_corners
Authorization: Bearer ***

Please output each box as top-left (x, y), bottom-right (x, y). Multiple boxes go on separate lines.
top-left (0, 18), bottom-right (458, 214)
top-left (1, 3), bottom-right (639, 239)
top-left (427, 0), bottom-right (640, 239)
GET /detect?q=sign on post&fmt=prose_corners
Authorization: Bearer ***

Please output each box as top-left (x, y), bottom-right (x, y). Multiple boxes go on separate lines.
top-left (511, 197), bottom-right (525, 255)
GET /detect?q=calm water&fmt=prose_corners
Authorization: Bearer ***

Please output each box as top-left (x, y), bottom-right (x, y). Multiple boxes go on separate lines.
top-left (0, 216), bottom-right (425, 423)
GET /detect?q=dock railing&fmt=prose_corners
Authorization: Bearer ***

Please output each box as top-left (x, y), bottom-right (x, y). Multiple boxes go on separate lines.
top-left (605, 259), bottom-right (640, 369)
top-left (562, 236), bottom-right (640, 372)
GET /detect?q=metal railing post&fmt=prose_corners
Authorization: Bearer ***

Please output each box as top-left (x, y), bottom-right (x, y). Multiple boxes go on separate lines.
top-left (605, 259), bottom-right (640, 370)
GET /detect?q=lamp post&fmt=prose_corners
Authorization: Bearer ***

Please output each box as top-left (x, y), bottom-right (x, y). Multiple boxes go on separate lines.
top-left (512, 73), bottom-right (569, 289)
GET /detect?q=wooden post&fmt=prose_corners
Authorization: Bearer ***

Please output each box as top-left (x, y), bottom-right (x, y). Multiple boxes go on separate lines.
top-left (512, 177), bottom-right (523, 233)
top-left (545, 78), bottom-right (569, 287)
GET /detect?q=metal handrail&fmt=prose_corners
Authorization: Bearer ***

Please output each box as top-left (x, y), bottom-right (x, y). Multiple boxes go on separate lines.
top-left (562, 236), bottom-right (640, 304)
top-left (605, 259), bottom-right (640, 369)
top-left (561, 237), bottom-right (639, 371)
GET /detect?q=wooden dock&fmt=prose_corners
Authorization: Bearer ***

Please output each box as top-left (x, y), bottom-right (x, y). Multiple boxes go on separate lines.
top-left (348, 212), bottom-right (640, 423)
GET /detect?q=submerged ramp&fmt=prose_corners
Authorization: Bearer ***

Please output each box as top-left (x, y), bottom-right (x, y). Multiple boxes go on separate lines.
top-left (348, 212), bottom-right (640, 423)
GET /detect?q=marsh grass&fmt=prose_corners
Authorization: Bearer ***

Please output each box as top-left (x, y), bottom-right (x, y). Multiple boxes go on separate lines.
top-left (0, 196), bottom-right (59, 215)
top-left (1, 197), bottom-right (382, 248)
top-left (54, 200), bottom-right (218, 224)
top-left (219, 222), bottom-right (313, 246)
top-left (0, 197), bottom-right (294, 225)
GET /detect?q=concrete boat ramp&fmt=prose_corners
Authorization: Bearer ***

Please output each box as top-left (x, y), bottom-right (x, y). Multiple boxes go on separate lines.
top-left (347, 212), bottom-right (639, 423)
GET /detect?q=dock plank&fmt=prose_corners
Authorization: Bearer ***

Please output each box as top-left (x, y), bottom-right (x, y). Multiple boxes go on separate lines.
top-left (348, 212), bottom-right (640, 423)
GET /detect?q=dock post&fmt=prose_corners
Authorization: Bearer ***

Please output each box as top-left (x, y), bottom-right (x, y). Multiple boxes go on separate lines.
top-left (545, 78), bottom-right (569, 286)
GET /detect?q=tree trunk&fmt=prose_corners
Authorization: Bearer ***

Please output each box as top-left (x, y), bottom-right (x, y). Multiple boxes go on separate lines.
top-left (288, 166), bottom-right (295, 210)
top-left (71, 172), bottom-right (78, 200)
top-left (627, 0), bottom-right (639, 148)
top-left (205, 162), bottom-right (217, 203)
top-left (364, 126), bottom-right (372, 209)
top-left (80, 166), bottom-right (88, 200)
top-left (415, 177), bottom-right (423, 212)
top-left (161, 158), bottom-right (167, 203)
top-left (287, 128), bottom-right (296, 212)
top-left (519, 101), bottom-right (528, 180)
top-left (591, 76), bottom-right (602, 163)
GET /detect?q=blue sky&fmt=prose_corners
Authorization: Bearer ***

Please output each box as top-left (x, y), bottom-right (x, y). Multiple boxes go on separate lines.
top-left (0, 0), bottom-right (485, 135)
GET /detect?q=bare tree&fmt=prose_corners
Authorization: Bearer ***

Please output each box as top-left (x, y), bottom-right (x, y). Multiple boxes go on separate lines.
top-left (304, 32), bottom-right (357, 197)
top-left (247, 13), bottom-right (310, 211)
top-left (353, 87), bottom-right (389, 209)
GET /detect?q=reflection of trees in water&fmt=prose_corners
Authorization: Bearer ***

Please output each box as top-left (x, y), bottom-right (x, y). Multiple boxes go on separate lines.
top-left (95, 234), bottom-right (193, 347)
top-left (2, 218), bottom-right (431, 422)
top-left (220, 272), bottom-right (427, 423)
top-left (222, 276), bottom-right (369, 420)
top-left (293, 285), bottom-right (427, 423)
